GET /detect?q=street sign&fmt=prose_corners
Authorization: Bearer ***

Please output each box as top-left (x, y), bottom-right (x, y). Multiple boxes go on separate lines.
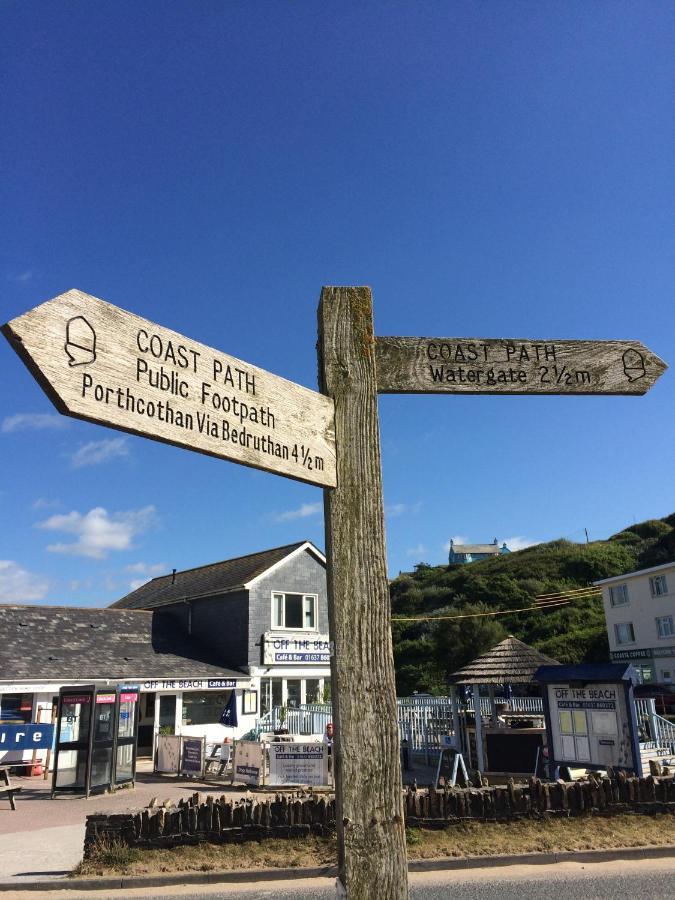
top-left (375, 336), bottom-right (667, 395)
top-left (2, 289), bottom-right (336, 487)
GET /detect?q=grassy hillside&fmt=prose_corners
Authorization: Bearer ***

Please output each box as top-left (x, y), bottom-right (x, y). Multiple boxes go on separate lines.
top-left (390, 513), bottom-right (675, 695)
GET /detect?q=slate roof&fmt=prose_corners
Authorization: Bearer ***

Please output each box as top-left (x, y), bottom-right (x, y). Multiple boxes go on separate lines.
top-left (0, 605), bottom-right (246, 683)
top-left (111, 541), bottom-right (321, 611)
top-left (451, 544), bottom-right (503, 555)
top-left (535, 663), bottom-right (638, 685)
top-left (448, 636), bottom-right (560, 685)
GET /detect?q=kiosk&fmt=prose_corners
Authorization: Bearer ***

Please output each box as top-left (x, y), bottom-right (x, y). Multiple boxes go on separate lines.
top-left (51, 683), bottom-right (139, 797)
top-left (535, 663), bottom-right (641, 777)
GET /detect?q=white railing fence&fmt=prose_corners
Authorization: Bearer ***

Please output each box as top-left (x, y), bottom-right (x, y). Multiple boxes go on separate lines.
top-left (255, 703), bottom-right (332, 738)
top-left (253, 695), bottom-right (544, 751)
top-left (465, 696), bottom-right (543, 715)
top-left (635, 698), bottom-right (675, 750)
top-left (252, 696), bottom-right (674, 765)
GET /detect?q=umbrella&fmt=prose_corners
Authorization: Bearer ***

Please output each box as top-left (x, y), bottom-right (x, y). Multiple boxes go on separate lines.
top-left (219, 691), bottom-right (238, 728)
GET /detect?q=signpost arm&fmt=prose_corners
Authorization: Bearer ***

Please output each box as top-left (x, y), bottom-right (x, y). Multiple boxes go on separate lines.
top-left (318, 287), bottom-right (408, 900)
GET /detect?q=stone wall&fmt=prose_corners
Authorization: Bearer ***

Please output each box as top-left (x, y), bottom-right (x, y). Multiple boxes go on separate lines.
top-left (84, 772), bottom-right (675, 857)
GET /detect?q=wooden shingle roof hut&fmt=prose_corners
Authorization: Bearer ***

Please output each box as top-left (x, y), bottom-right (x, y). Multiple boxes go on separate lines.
top-left (448, 636), bottom-right (560, 685)
top-left (447, 637), bottom-right (560, 773)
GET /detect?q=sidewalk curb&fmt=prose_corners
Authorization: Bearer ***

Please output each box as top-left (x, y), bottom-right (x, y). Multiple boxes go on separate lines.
top-left (1, 844), bottom-right (673, 892)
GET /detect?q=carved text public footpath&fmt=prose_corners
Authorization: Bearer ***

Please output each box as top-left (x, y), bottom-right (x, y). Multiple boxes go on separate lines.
top-left (3, 290), bottom-right (336, 487)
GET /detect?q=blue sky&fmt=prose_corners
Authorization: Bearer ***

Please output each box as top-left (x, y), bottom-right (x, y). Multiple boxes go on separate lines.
top-left (1, 2), bottom-right (673, 606)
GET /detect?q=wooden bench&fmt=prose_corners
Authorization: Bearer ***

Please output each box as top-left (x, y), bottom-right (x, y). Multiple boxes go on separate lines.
top-left (0, 767), bottom-right (22, 810)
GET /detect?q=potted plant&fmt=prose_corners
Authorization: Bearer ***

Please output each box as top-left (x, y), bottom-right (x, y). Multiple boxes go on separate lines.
top-left (274, 705), bottom-right (289, 736)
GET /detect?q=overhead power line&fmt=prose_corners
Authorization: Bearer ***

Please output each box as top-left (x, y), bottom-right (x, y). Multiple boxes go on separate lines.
top-left (392, 586), bottom-right (601, 623)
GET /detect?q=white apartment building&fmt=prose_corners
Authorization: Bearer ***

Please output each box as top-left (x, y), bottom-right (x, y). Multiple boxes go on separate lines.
top-left (594, 561), bottom-right (675, 684)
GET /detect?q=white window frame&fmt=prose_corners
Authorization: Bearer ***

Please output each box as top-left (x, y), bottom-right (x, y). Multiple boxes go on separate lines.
top-left (650, 575), bottom-right (668, 597)
top-left (608, 584), bottom-right (629, 607)
top-left (655, 615), bottom-right (674, 639)
top-left (614, 622), bottom-right (635, 645)
top-left (270, 590), bottom-right (319, 632)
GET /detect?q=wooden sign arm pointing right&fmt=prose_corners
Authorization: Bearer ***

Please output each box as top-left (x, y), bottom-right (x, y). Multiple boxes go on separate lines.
top-left (375, 336), bottom-right (667, 395)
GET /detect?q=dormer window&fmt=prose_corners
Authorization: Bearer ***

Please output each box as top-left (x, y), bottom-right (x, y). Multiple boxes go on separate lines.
top-left (272, 592), bottom-right (317, 631)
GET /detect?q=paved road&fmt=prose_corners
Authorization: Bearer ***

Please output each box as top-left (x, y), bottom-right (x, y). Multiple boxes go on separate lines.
top-left (1, 858), bottom-right (672, 899)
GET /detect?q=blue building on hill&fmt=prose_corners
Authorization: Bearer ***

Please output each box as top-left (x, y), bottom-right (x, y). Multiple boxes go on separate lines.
top-left (448, 538), bottom-right (510, 565)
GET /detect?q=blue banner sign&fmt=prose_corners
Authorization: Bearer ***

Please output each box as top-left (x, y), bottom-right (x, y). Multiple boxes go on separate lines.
top-left (0, 724), bottom-right (55, 751)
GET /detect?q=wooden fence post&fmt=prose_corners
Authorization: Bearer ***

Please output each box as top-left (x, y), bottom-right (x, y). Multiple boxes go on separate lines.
top-left (319, 287), bottom-right (408, 899)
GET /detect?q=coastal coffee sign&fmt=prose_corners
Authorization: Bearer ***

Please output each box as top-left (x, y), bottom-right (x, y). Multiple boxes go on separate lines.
top-left (2, 289), bottom-right (336, 488)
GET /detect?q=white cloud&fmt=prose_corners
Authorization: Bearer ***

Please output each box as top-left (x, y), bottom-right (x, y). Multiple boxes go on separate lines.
top-left (406, 543), bottom-right (427, 557)
top-left (272, 502), bottom-right (322, 523)
top-left (68, 578), bottom-right (94, 592)
top-left (125, 563), bottom-right (165, 592)
top-left (124, 562), bottom-right (166, 576)
top-left (444, 535), bottom-right (468, 552)
top-left (71, 437), bottom-right (129, 468)
top-left (33, 497), bottom-right (61, 511)
top-left (129, 578), bottom-right (149, 591)
top-left (0, 561), bottom-right (49, 603)
top-left (386, 502), bottom-right (422, 518)
top-left (502, 536), bottom-right (539, 552)
top-left (8, 270), bottom-right (34, 284)
top-left (2, 413), bottom-right (68, 433)
top-left (37, 505), bottom-right (157, 559)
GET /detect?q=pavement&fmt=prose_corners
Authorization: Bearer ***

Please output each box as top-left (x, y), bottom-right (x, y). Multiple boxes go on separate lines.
top-left (0, 759), bottom-right (253, 883)
top-left (0, 756), bottom-right (439, 885)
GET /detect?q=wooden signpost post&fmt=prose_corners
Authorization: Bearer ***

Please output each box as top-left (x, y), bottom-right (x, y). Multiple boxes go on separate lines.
top-left (316, 293), bottom-right (666, 899)
top-left (2, 286), bottom-right (668, 900)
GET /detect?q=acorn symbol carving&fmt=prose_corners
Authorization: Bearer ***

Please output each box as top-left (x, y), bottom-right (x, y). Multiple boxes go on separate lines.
top-left (64, 316), bottom-right (97, 366)
top-left (622, 348), bottom-right (646, 382)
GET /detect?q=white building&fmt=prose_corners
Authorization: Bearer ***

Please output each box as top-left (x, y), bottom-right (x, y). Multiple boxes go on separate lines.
top-left (0, 541), bottom-right (330, 770)
top-left (594, 561), bottom-right (675, 684)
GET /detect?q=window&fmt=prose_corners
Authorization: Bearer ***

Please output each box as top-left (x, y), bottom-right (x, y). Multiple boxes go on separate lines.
top-left (260, 678), bottom-right (283, 716)
top-left (656, 616), bottom-right (674, 639)
top-left (559, 708), bottom-right (590, 761)
top-left (637, 665), bottom-right (654, 684)
top-left (0, 693), bottom-right (33, 724)
top-left (305, 679), bottom-right (321, 704)
top-left (614, 622), bottom-right (635, 645)
top-left (242, 690), bottom-right (258, 715)
top-left (181, 691), bottom-right (231, 726)
top-left (609, 584), bottom-right (629, 607)
top-left (650, 575), bottom-right (668, 597)
top-left (272, 592), bottom-right (317, 630)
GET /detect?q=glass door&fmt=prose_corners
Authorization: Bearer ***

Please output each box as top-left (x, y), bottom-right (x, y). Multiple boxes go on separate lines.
top-left (90, 692), bottom-right (116, 791)
top-left (53, 691), bottom-right (93, 792)
top-left (115, 689), bottom-right (139, 785)
top-left (158, 694), bottom-right (177, 734)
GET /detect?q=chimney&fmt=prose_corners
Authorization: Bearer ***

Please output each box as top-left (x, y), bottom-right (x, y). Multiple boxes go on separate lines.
top-left (171, 568), bottom-right (176, 584)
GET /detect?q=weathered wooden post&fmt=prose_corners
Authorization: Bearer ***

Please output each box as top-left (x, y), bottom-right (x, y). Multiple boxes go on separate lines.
top-left (319, 287), bottom-right (408, 899)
